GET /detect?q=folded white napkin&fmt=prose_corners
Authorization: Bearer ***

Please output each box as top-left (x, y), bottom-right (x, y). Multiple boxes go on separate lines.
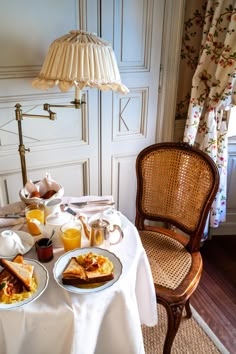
top-left (62, 195), bottom-right (114, 204)
top-left (0, 218), bottom-right (25, 229)
top-left (0, 201), bottom-right (25, 230)
top-left (62, 195), bottom-right (114, 214)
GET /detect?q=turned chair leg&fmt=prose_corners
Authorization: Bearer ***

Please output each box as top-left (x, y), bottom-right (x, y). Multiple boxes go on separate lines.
top-left (185, 298), bottom-right (192, 318)
top-left (162, 302), bottom-right (185, 354)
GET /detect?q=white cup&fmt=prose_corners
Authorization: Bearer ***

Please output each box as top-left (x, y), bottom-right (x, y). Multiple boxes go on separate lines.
top-left (44, 198), bottom-right (62, 218)
top-left (0, 230), bottom-right (25, 255)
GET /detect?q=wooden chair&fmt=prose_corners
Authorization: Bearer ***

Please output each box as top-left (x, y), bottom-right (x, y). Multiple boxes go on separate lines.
top-left (135, 142), bottom-right (219, 353)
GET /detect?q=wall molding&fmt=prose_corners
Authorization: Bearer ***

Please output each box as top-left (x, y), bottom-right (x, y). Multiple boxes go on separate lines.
top-left (0, 92), bottom-right (74, 107)
top-left (0, 159), bottom-right (89, 205)
top-left (0, 65), bottom-right (41, 80)
top-left (113, 87), bottom-right (148, 140)
top-left (156, 0), bottom-right (186, 143)
top-left (114, 0), bottom-right (153, 72)
top-left (111, 152), bottom-right (137, 221)
top-left (0, 91), bottom-right (89, 154)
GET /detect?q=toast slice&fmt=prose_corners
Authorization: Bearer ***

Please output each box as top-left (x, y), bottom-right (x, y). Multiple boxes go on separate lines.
top-left (0, 254), bottom-right (25, 294)
top-left (62, 272), bottom-right (114, 285)
top-left (62, 253), bottom-right (114, 285)
top-left (0, 254), bottom-right (24, 281)
top-left (0, 258), bottom-right (34, 291)
top-left (63, 257), bottom-right (88, 280)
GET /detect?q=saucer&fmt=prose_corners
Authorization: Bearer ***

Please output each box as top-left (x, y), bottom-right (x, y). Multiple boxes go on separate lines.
top-left (0, 231), bottom-right (34, 257)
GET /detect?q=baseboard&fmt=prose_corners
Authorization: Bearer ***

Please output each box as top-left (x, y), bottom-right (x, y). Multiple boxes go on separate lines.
top-left (190, 305), bottom-right (230, 354)
top-left (210, 223), bottom-right (236, 236)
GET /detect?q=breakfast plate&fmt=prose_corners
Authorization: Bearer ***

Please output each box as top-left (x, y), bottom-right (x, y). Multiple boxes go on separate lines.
top-left (0, 231), bottom-right (34, 258)
top-left (53, 247), bottom-right (123, 294)
top-left (0, 258), bottom-right (49, 310)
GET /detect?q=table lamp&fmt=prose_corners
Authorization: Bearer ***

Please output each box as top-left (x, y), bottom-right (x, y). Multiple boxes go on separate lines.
top-left (16, 30), bottom-right (129, 185)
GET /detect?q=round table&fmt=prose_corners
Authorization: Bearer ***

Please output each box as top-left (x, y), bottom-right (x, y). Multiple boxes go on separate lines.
top-left (0, 200), bottom-right (157, 354)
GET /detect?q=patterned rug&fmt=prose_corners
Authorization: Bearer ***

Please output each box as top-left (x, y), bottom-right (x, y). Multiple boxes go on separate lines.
top-left (142, 304), bottom-right (229, 354)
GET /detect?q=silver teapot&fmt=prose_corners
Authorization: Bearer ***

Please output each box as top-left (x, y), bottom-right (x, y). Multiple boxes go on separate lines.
top-left (89, 219), bottom-right (123, 247)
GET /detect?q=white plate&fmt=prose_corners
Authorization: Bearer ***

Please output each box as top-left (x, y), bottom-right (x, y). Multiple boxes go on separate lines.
top-left (0, 231), bottom-right (34, 258)
top-left (0, 258), bottom-right (49, 310)
top-left (53, 247), bottom-right (122, 294)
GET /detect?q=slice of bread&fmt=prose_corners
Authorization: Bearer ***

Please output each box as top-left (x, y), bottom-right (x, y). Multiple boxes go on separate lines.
top-left (0, 258), bottom-right (34, 291)
top-left (62, 272), bottom-right (114, 285)
top-left (63, 257), bottom-right (88, 280)
top-left (86, 270), bottom-right (114, 282)
top-left (0, 254), bottom-right (24, 281)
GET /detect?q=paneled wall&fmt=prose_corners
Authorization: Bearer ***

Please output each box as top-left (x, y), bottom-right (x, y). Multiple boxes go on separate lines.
top-left (0, 0), bottom-right (99, 206)
top-left (0, 0), bottom-right (166, 223)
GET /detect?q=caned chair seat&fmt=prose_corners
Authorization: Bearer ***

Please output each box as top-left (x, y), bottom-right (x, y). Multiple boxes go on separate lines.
top-left (135, 142), bottom-right (219, 354)
top-left (139, 230), bottom-right (192, 290)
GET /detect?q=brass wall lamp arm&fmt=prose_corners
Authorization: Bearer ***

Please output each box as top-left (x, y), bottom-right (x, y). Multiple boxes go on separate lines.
top-left (15, 103), bottom-right (57, 186)
top-left (43, 87), bottom-right (85, 111)
top-left (15, 103), bottom-right (56, 121)
top-left (43, 100), bottom-right (86, 111)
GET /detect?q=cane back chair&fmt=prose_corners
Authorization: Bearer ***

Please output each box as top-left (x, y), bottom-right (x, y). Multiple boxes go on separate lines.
top-left (135, 142), bottom-right (219, 353)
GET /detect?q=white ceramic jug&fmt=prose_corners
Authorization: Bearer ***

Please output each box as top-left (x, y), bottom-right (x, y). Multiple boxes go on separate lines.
top-left (44, 198), bottom-right (62, 218)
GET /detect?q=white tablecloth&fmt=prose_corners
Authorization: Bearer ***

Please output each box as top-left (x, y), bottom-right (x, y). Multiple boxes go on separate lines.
top-left (0, 198), bottom-right (157, 354)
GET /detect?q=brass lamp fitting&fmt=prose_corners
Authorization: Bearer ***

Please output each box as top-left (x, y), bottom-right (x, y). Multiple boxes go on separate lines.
top-left (15, 103), bottom-right (56, 185)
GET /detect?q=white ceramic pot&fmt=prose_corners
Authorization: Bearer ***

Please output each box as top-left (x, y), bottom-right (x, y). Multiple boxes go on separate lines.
top-left (44, 198), bottom-right (62, 218)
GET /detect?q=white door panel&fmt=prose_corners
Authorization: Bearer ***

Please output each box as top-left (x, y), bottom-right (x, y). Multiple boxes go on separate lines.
top-left (112, 154), bottom-right (137, 222)
top-left (0, 0), bottom-right (100, 204)
top-left (0, 0), bottom-right (164, 218)
top-left (101, 0), bottom-right (164, 222)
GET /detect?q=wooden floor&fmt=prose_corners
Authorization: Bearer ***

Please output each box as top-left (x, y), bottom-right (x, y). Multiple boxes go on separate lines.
top-left (191, 235), bottom-right (236, 354)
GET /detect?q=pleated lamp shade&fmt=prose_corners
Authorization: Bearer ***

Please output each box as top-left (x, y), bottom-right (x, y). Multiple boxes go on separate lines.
top-left (32, 30), bottom-right (129, 97)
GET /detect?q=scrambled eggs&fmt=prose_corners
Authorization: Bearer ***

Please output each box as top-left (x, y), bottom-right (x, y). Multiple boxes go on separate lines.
top-left (76, 252), bottom-right (114, 274)
top-left (0, 277), bottom-right (37, 304)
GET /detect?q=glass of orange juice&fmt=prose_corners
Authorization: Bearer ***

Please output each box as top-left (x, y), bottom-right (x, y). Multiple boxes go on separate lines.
top-left (60, 221), bottom-right (82, 252)
top-left (25, 203), bottom-right (45, 236)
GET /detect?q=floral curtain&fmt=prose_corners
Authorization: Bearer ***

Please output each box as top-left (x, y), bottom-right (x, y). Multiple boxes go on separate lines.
top-left (176, 1), bottom-right (207, 121)
top-left (182, 0), bottom-right (236, 236)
